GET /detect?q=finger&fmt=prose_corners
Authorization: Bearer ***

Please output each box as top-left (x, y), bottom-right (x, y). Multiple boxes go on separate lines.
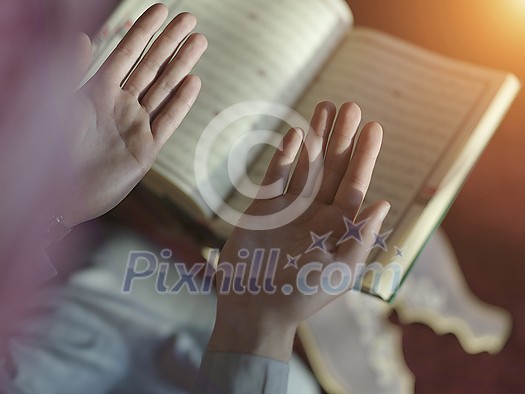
top-left (99, 4), bottom-right (169, 84)
top-left (123, 12), bottom-right (197, 98)
top-left (335, 200), bottom-right (390, 264)
top-left (76, 32), bottom-right (92, 84)
top-left (151, 74), bottom-right (202, 146)
top-left (141, 33), bottom-right (207, 115)
top-left (333, 121), bottom-right (383, 219)
top-left (287, 101), bottom-right (336, 196)
top-left (256, 128), bottom-right (304, 199)
top-left (317, 102), bottom-right (361, 203)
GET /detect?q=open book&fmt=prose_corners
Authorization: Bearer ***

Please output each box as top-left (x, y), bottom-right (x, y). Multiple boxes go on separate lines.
top-left (87, 0), bottom-right (520, 302)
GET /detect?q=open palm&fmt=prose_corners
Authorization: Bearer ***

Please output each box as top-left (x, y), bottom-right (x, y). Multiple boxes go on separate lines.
top-left (63, 5), bottom-right (207, 227)
top-left (218, 101), bottom-right (390, 327)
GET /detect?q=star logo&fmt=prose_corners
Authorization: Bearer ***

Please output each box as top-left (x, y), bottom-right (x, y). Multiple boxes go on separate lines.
top-left (305, 231), bottom-right (332, 254)
top-left (284, 254), bottom-right (300, 269)
top-left (371, 229), bottom-right (393, 251)
top-left (395, 246), bottom-right (405, 258)
top-left (337, 217), bottom-right (368, 245)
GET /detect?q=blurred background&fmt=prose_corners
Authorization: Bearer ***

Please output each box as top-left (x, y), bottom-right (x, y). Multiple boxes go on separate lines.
top-left (346, 0), bottom-right (525, 393)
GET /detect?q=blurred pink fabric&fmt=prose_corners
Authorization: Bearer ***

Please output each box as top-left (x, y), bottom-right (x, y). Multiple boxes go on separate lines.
top-left (0, 0), bottom-right (113, 350)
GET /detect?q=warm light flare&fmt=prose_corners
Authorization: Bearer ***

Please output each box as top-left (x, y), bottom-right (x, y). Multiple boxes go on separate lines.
top-left (514, 0), bottom-right (525, 8)
top-left (459, 0), bottom-right (525, 75)
top-left (501, 0), bottom-right (525, 22)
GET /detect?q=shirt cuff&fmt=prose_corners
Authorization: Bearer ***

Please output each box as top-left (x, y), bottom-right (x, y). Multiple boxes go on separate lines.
top-left (191, 351), bottom-right (289, 394)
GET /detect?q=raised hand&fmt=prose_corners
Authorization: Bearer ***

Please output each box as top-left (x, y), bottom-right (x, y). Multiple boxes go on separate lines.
top-left (61, 4), bottom-right (207, 228)
top-left (208, 102), bottom-right (390, 361)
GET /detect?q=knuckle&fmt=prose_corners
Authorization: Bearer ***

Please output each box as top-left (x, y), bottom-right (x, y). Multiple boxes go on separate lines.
top-left (189, 32), bottom-right (208, 48)
top-left (141, 100), bottom-right (155, 114)
top-left (354, 148), bottom-right (378, 161)
top-left (158, 76), bottom-right (179, 94)
top-left (124, 83), bottom-right (141, 97)
top-left (115, 44), bottom-right (135, 60)
top-left (347, 178), bottom-right (369, 191)
top-left (171, 56), bottom-right (191, 71)
top-left (141, 56), bottom-right (162, 72)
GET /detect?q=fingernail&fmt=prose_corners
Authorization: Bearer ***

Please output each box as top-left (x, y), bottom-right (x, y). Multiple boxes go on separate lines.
top-left (380, 203), bottom-right (391, 221)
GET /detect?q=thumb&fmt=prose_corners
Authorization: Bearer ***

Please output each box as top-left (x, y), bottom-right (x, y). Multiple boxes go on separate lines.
top-left (75, 32), bottom-right (92, 86)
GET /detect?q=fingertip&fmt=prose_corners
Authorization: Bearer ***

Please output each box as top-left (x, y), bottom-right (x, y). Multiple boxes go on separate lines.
top-left (77, 31), bottom-right (91, 46)
top-left (151, 3), bottom-right (169, 17)
top-left (288, 127), bottom-right (305, 140)
top-left (75, 32), bottom-right (92, 82)
top-left (319, 100), bottom-right (337, 109)
top-left (184, 74), bottom-right (202, 89)
top-left (311, 101), bottom-right (337, 138)
top-left (364, 121), bottom-right (383, 135)
top-left (334, 102), bottom-right (362, 135)
top-left (189, 32), bottom-right (208, 50)
top-left (315, 101), bottom-right (337, 116)
top-left (179, 74), bottom-right (202, 108)
top-left (358, 121), bottom-right (383, 150)
top-left (185, 73), bottom-right (201, 82)
top-left (143, 4), bottom-right (169, 28)
top-left (357, 200), bottom-right (390, 222)
top-left (284, 128), bottom-right (303, 154)
top-left (378, 200), bottom-right (391, 221)
top-left (340, 102), bottom-right (361, 117)
top-left (168, 12), bottom-right (197, 36)
top-left (76, 31), bottom-right (92, 58)
top-left (367, 200), bottom-right (391, 227)
top-left (177, 12), bottom-right (197, 27)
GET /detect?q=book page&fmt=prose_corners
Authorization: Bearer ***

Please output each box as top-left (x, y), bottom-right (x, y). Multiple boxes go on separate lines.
top-left (290, 27), bottom-right (514, 234)
top-left (86, 0), bottom-right (352, 218)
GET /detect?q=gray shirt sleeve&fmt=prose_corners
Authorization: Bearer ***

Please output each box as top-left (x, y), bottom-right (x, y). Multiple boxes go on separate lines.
top-left (191, 351), bottom-right (289, 394)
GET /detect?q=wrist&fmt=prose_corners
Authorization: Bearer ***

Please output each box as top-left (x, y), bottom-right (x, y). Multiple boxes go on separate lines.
top-left (207, 308), bottom-right (297, 362)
